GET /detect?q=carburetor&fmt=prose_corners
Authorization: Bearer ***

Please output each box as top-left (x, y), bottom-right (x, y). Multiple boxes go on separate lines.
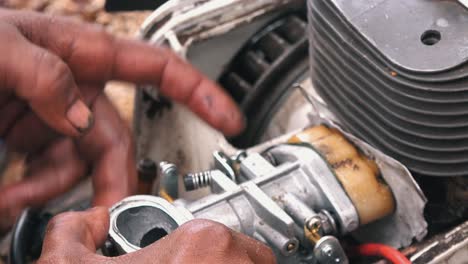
top-left (105, 124), bottom-right (427, 263)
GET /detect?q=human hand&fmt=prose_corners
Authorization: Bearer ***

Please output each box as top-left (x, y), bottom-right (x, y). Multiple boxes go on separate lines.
top-left (38, 207), bottom-right (276, 264)
top-left (0, 9), bottom-right (244, 231)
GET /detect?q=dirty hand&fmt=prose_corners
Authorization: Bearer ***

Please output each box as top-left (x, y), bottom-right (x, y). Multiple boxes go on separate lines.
top-left (38, 207), bottom-right (276, 264)
top-left (0, 9), bottom-right (244, 231)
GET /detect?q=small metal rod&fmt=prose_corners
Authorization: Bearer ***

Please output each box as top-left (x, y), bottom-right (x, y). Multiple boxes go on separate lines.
top-left (159, 162), bottom-right (179, 201)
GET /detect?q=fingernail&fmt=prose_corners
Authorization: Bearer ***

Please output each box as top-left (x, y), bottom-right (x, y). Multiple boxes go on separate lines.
top-left (67, 100), bottom-right (94, 134)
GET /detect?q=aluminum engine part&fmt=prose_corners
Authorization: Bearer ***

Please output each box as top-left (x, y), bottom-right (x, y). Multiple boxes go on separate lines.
top-left (308, 0), bottom-right (468, 177)
top-left (108, 145), bottom-right (356, 263)
top-left (107, 123), bottom-right (427, 263)
top-left (107, 196), bottom-right (193, 254)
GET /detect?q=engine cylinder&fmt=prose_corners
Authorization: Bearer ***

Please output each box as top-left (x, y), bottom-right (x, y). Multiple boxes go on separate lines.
top-left (309, 0), bottom-right (468, 177)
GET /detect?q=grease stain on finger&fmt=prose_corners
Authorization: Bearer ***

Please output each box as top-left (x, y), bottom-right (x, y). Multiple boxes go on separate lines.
top-left (67, 100), bottom-right (94, 134)
top-left (203, 95), bottom-right (214, 109)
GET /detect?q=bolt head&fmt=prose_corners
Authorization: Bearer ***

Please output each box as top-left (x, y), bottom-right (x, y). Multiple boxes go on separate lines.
top-left (307, 217), bottom-right (322, 230)
top-left (321, 245), bottom-right (333, 257)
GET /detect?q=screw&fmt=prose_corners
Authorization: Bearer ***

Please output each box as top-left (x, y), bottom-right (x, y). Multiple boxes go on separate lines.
top-left (318, 210), bottom-right (338, 236)
top-left (307, 217), bottom-right (322, 231)
top-left (286, 242), bottom-right (296, 252)
top-left (321, 244), bottom-right (333, 257)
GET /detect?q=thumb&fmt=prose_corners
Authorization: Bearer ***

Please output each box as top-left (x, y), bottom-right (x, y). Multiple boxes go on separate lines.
top-left (41, 207), bottom-right (109, 256)
top-left (0, 23), bottom-right (93, 137)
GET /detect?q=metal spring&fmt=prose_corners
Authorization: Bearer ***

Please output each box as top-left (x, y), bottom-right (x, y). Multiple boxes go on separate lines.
top-left (184, 171), bottom-right (213, 191)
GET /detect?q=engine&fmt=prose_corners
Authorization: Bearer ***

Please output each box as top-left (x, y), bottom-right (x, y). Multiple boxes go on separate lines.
top-left (5, 1), bottom-right (467, 263)
top-left (105, 120), bottom-right (426, 263)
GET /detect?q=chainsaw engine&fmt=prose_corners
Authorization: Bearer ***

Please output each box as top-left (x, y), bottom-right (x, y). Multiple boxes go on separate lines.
top-left (119, 0), bottom-right (466, 262)
top-left (105, 122), bottom-right (426, 263)
top-left (5, 1), bottom-right (468, 263)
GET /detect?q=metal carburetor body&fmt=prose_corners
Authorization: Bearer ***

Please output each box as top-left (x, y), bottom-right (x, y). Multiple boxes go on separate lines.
top-left (107, 111), bottom-right (427, 263)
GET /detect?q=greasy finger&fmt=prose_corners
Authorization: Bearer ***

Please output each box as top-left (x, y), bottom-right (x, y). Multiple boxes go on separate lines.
top-left (6, 111), bottom-right (58, 154)
top-left (76, 93), bottom-right (137, 207)
top-left (41, 207), bottom-right (109, 258)
top-left (2, 11), bottom-right (244, 136)
top-left (118, 219), bottom-right (252, 264)
top-left (5, 82), bottom-right (103, 154)
top-left (0, 139), bottom-right (87, 230)
top-left (0, 98), bottom-right (27, 137)
top-left (232, 230), bottom-right (277, 264)
top-left (0, 21), bottom-right (93, 137)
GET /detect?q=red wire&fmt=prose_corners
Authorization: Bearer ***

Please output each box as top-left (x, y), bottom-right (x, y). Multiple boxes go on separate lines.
top-left (352, 243), bottom-right (411, 264)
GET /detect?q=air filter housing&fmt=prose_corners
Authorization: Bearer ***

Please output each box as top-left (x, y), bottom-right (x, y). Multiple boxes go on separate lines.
top-left (308, 0), bottom-right (468, 177)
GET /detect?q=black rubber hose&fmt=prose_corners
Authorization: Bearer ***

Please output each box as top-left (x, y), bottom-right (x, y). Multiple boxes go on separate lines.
top-left (9, 209), bottom-right (52, 264)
